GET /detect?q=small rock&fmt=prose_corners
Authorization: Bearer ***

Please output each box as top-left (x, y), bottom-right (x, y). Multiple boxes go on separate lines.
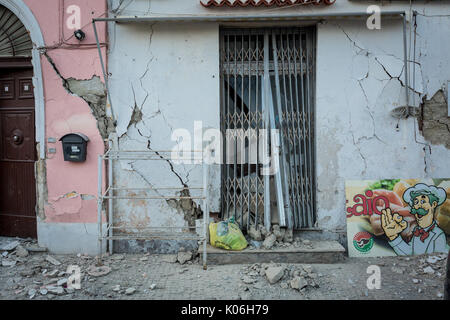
top-left (272, 225), bottom-right (283, 242)
top-left (45, 255), bottom-right (61, 266)
top-left (290, 277), bottom-right (308, 290)
top-left (265, 266), bottom-right (285, 284)
top-left (177, 251), bottom-right (193, 265)
top-left (112, 285), bottom-right (121, 292)
top-left (283, 229), bottom-right (294, 243)
top-left (150, 284), bottom-right (156, 290)
top-left (249, 240), bottom-right (262, 249)
top-left (262, 234), bottom-right (277, 249)
top-left (423, 266), bottom-right (435, 275)
top-left (302, 239), bottom-right (311, 246)
top-left (1, 260), bottom-right (16, 267)
top-left (426, 256), bottom-right (439, 264)
top-left (412, 279), bottom-right (420, 284)
top-left (248, 225), bottom-right (262, 241)
top-left (26, 245), bottom-right (47, 253)
top-left (87, 265), bottom-right (111, 277)
top-left (280, 282), bottom-right (289, 289)
top-left (0, 240), bottom-right (20, 251)
top-left (14, 245), bottom-right (29, 258)
top-left (46, 286), bottom-right (64, 295)
top-left (125, 287), bottom-right (136, 295)
top-left (46, 269), bottom-right (59, 278)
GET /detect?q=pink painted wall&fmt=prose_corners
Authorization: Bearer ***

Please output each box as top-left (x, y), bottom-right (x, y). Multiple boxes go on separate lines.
top-left (24, 0), bottom-right (108, 223)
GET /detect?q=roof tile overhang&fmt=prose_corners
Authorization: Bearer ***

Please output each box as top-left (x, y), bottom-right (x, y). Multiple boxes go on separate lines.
top-left (200, 0), bottom-right (335, 7)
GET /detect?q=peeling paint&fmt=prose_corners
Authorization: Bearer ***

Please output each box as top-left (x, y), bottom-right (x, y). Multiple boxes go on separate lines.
top-left (420, 90), bottom-right (450, 149)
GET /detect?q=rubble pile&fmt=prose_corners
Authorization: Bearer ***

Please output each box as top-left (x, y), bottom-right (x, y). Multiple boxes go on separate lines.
top-left (246, 224), bottom-right (315, 250)
top-left (239, 263), bottom-right (321, 293)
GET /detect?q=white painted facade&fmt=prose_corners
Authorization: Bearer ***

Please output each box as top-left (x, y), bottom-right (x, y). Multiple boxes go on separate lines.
top-left (106, 0), bottom-right (450, 242)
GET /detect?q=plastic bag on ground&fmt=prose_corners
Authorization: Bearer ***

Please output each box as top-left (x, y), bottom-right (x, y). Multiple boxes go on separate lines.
top-left (209, 218), bottom-right (248, 251)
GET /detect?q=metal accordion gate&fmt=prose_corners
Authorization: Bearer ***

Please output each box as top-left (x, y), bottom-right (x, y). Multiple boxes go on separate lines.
top-left (220, 27), bottom-right (316, 231)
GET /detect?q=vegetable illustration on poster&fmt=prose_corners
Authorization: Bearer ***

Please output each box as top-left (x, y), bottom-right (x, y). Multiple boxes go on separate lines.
top-left (346, 179), bottom-right (450, 257)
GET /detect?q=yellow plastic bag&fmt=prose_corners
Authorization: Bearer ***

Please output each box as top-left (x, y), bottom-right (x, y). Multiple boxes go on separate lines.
top-left (209, 218), bottom-right (248, 251)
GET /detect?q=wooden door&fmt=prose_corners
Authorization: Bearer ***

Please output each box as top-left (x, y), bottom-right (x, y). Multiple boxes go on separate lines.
top-left (0, 58), bottom-right (37, 238)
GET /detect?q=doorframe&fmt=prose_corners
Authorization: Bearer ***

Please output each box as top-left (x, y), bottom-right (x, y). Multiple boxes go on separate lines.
top-left (0, 0), bottom-right (45, 160)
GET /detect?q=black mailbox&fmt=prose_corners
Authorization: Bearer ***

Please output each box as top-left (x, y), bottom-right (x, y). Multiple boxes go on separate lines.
top-left (59, 133), bottom-right (89, 162)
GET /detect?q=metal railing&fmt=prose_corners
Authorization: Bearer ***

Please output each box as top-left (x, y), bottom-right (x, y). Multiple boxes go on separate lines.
top-left (97, 144), bottom-right (210, 269)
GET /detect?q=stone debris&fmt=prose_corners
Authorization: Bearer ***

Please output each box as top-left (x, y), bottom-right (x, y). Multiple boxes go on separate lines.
top-left (283, 229), bottom-right (294, 243)
top-left (423, 266), bottom-right (435, 275)
top-left (290, 277), bottom-right (308, 290)
top-left (177, 251), bottom-right (193, 265)
top-left (45, 255), bottom-right (61, 266)
top-left (112, 285), bottom-right (121, 292)
top-left (262, 234), bottom-right (277, 249)
top-left (87, 265), bottom-right (111, 277)
top-left (110, 254), bottom-right (124, 260)
top-left (125, 287), bottom-right (136, 295)
top-left (0, 240), bottom-right (20, 251)
top-left (426, 256), bottom-right (439, 264)
top-left (57, 278), bottom-right (68, 286)
top-left (140, 257), bottom-right (148, 262)
top-left (46, 286), bottom-right (65, 295)
top-left (1, 260), bottom-right (17, 267)
top-left (28, 288), bottom-right (37, 298)
top-left (412, 279), bottom-right (420, 284)
top-left (150, 283), bottom-right (157, 290)
top-left (248, 225), bottom-right (262, 241)
top-left (25, 245), bottom-right (47, 253)
top-left (265, 266), bottom-right (285, 284)
top-left (14, 245), bottom-right (29, 258)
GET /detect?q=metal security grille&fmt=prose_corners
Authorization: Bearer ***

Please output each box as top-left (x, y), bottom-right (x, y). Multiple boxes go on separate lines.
top-left (220, 27), bottom-right (316, 230)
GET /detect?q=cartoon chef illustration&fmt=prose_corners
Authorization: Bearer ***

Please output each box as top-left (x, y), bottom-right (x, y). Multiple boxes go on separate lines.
top-left (381, 183), bottom-right (448, 255)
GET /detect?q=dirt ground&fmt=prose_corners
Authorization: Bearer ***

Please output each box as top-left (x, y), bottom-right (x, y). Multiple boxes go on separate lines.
top-left (0, 237), bottom-right (447, 300)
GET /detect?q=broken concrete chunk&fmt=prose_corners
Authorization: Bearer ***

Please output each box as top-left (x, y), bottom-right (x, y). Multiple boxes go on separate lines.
top-left (262, 234), bottom-right (276, 249)
top-left (283, 229), bottom-right (294, 243)
top-left (87, 265), bottom-right (111, 277)
top-left (110, 254), bottom-right (124, 260)
top-left (25, 245), bottom-right (47, 253)
top-left (259, 224), bottom-right (269, 239)
top-left (248, 225), bottom-right (262, 241)
top-left (1, 260), bottom-right (17, 267)
top-left (423, 266), bottom-right (435, 275)
top-left (46, 286), bottom-right (65, 295)
top-left (125, 287), bottom-right (136, 295)
top-left (265, 266), bottom-right (285, 284)
top-left (14, 245), bottom-right (29, 258)
top-left (0, 240), bottom-right (20, 251)
top-left (290, 277), bottom-right (308, 290)
top-left (45, 255), bottom-right (61, 266)
top-left (177, 251), bottom-right (193, 265)
top-left (272, 225), bottom-right (283, 242)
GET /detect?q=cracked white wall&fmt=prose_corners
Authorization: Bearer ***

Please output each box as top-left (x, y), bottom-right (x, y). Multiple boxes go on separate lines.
top-left (106, 0), bottom-right (450, 237)
top-left (108, 21), bottom-right (220, 231)
top-left (316, 15), bottom-right (450, 233)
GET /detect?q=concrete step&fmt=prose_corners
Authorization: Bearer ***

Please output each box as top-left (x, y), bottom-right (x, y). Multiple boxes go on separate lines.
top-left (198, 241), bottom-right (346, 265)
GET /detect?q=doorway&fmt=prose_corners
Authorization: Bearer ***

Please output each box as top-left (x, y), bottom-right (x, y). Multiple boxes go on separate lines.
top-left (220, 27), bottom-right (316, 230)
top-left (0, 57), bottom-right (37, 238)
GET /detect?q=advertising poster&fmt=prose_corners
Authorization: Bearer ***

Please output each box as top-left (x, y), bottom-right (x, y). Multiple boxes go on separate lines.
top-left (346, 179), bottom-right (450, 257)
